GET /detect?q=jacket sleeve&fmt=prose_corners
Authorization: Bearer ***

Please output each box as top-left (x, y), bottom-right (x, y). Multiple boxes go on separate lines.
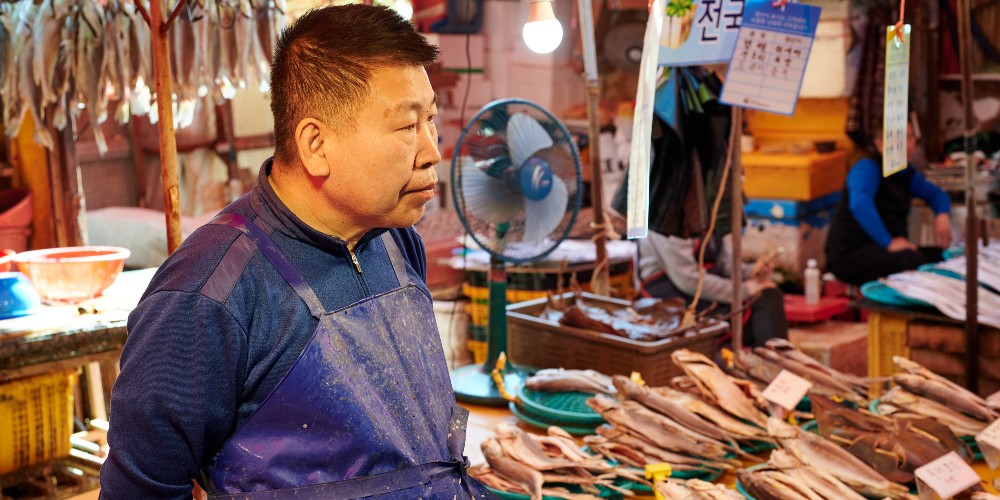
top-left (652, 233), bottom-right (746, 304)
top-left (909, 169), bottom-right (952, 215)
top-left (846, 158), bottom-right (893, 248)
top-left (100, 291), bottom-right (247, 499)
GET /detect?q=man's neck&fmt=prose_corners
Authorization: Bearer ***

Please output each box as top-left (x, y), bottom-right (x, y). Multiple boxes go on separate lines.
top-left (267, 165), bottom-right (364, 251)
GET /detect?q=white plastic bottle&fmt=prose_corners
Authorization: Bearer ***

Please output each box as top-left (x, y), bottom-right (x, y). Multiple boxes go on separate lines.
top-left (804, 258), bottom-right (820, 305)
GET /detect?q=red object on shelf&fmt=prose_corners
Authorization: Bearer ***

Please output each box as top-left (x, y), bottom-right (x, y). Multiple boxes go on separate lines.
top-left (13, 246), bottom-right (130, 304)
top-left (783, 294), bottom-right (850, 323)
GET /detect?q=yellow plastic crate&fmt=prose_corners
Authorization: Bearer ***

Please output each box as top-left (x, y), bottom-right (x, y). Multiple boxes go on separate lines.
top-left (467, 340), bottom-right (488, 364)
top-left (867, 310), bottom-right (909, 397)
top-left (0, 370), bottom-right (76, 474)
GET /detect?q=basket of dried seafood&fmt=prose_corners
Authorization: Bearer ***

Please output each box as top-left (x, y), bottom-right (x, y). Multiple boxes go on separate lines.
top-left (506, 292), bottom-right (728, 387)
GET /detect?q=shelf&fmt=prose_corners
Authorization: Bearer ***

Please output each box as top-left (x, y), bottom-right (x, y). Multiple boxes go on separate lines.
top-left (940, 73), bottom-right (1000, 82)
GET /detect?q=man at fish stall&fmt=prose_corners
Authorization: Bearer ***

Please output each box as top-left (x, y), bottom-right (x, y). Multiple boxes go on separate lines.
top-left (637, 231), bottom-right (789, 348)
top-left (825, 120), bottom-right (952, 286)
top-left (100, 6), bottom-right (494, 498)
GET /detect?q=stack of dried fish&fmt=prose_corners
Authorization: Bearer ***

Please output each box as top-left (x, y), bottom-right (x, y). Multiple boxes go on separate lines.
top-left (525, 369), bottom-right (616, 395)
top-left (470, 423), bottom-right (647, 500)
top-left (762, 417), bottom-right (913, 498)
top-left (670, 349), bottom-right (769, 428)
top-left (876, 356), bottom-right (997, 437)
top-left (729, 339), bottom-right (870, 406)
top-left (654, 477), bottom-right (743, 499)
top-left (882, 271), bottom-right (1000, 329)
top-left (811, 393), bottom-right (973, 484)
top-left (737, 449), bottom-right (868, 500)
top-left (0, 0), bottom-right (285, 154)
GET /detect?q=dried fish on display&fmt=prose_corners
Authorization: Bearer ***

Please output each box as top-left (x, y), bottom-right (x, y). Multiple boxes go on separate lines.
top-left (671, 349), bottom-right (769, 427)
top-left (811, 394), bottom-right (973, 484)
top-left (0, 0), bottom-right (285, 153)
top-left (543, 293), bottom-right (717, 342)
top-left (655, 477), bottom-right (743, 500)
top-left (892, 356), bottom-right (997, 422)
top-left (882, 271), bottom-right (1000, 329)
top-left (525, 368), bottom-right (617, 395)
top-left (752, 344), bottom-right (868, 406)
top-left (878, 387), bottom-right (989, 437)
top-left (766, 417), bottom-right (912, 498)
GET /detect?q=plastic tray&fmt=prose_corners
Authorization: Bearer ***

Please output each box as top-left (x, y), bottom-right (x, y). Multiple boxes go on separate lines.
top-left (508, 403), bottom-right (600, 436)
top-left (859, 281), bottom-right (932, 308)
top-left (517, 388), bottom-right (605, 425)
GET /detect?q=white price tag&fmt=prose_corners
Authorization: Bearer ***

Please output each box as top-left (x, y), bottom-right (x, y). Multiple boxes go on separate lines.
top-left (881, 24), bottom-right (911, 177)
top-left (975, 418), bottom-right (1000, 470)
top-left (914, 451), bottom-right (980, 500)
top-left (761, 369), bottom-right (812, 411)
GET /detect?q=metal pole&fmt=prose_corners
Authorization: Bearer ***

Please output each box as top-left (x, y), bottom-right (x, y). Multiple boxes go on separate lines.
top-left (577, 0), bottom-right (609, 296)
top-left (957, 0), bottom-right (979, 393)
top-left (150, 0), bottom-right (183, 254)
top-left (730, 107), bottom-right (744, 350)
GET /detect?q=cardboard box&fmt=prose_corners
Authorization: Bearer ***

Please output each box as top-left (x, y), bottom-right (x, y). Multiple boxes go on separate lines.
top-left (788, 320), bottom-right (868, 376)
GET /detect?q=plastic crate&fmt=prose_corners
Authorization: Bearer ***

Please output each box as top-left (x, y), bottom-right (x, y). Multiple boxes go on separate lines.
top-left (866, 310), bottom-right (910, 396)
top-left (742, 150), bottom-right (849, 201)
top-left (506, 292), bottom-right (728, 386)
top-left (0, 370), bottom-right (76, 474)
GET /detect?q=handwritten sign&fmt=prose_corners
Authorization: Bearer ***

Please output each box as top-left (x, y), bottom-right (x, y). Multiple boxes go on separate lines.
top-left (762, 370), bottom-right (812, 411)
top-left (659, 0), bottom-right (746, 66)
top-left (719, 1), bottom-right (821, 115)
top-left (914, 451), bottom-right (980, 500)
top-left (975, 418), bottom-right (1000, 470)
top-left (882, 24), bottom-right (911, 177)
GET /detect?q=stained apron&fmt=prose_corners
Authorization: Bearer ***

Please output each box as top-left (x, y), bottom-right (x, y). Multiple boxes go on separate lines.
top-left (205, 214), bottom-right (492, 499)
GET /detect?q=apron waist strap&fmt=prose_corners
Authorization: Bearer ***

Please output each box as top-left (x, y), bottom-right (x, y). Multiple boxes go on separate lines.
top-left (207, 460), bottom-right (473, 500)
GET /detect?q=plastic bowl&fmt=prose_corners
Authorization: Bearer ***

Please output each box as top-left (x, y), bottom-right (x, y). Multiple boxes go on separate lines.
top-left (0, 272), bottom-right (41, 319)
top-left (13, 246), bottom-right (130, 303)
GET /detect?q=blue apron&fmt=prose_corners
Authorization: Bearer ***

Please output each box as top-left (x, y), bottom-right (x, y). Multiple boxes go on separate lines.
top-left (205, 214), bottom-right (493, 499)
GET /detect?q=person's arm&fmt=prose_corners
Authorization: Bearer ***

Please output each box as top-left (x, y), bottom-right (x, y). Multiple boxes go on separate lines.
top-left (100, 292), bottom-right (246, 499)
top-left (655, 234), bottom-right (747, 304)
top-left (909, 169), bottom-right (953, 246)
top-left (909, 169), bottom-right (951, 215)
top-left (846, 159), bottom-right (893, 248)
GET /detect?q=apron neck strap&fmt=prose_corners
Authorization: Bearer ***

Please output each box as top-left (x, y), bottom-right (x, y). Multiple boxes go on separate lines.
top-left (379, 232), bottom-right (410, 288)
top-left (211, 213), bottom-right (326, 319)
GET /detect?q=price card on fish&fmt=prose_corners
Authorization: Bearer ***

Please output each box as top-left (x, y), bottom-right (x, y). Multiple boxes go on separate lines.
top-left (914, 451), bottom-right (980, 500)
top-left (761, 369), bottom-right (812, 411)
top-left (975, 418), bottom-right (1000, 469)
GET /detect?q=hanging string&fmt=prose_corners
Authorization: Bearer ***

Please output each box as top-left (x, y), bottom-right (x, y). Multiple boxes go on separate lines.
top-left (894, 0), bottom-right (906, 43)
top-left (588, 212), bottom-right (621, 293)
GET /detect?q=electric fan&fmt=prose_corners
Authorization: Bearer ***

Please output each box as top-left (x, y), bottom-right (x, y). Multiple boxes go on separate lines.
top-left (449, 98), bottom-right (583, 406)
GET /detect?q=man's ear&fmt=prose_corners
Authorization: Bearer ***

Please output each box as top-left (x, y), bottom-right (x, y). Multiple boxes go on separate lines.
top-left (295, 118), bottom-right (330, 178)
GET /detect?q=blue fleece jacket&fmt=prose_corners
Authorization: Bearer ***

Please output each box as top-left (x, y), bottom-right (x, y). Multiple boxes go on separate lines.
top-left (846, 158), bottom-right (951, 248)
top-left (100, 159), bottom-right (429, 499)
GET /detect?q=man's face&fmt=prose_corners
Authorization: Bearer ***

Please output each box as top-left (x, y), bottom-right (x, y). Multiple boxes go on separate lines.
top-left (321, 65), bottom-right (440, 231)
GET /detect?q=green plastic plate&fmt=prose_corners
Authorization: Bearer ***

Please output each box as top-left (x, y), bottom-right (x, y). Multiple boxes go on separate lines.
top-left (860, 281), bottom-right (932, 307)
top-left (509, 402), bottom-right (600, 435)
top-left (517, 388), bottom-right (606, 425)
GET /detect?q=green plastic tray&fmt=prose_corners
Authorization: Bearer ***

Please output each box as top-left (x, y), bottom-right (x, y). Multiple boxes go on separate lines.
top-left (860, 281), bottom-right (932, 307)
top-left (517, 388), bottom-right (606, 425)
top-left (487, 485), bottom-right (622, 500)
top-left (508, 402), bottom-right (600, 435)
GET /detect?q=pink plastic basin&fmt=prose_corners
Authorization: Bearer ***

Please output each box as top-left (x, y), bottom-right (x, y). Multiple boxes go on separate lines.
top-left (13, 246), bottom-right (130, 303)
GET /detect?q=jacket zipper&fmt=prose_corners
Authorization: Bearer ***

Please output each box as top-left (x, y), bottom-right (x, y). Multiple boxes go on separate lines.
top-left (349, 249), bottom-right (370, 295)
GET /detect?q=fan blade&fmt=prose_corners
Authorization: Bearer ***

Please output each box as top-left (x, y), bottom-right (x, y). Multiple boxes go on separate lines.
top-left (507, 112), bottom-right (554, 168)
top-left (522, 176), bottom-right (568, 244)
top-left (462, 159), bottom-right (522, 224)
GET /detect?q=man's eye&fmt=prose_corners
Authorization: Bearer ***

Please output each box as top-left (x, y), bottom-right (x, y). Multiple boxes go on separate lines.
top-left (399, 124), bottom-right (416, 131)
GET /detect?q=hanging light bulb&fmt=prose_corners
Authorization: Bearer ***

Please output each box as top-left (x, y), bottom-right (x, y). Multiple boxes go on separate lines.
top-left (522, 0), bottom-right (563, 54)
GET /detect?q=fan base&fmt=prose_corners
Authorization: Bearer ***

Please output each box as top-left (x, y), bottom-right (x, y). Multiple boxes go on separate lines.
top-left (451, 364), bottom-right (527, 407)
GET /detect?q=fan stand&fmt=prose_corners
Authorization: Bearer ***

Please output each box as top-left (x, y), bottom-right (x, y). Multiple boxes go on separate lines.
top-left (451, 258), bottom-right (529, 406)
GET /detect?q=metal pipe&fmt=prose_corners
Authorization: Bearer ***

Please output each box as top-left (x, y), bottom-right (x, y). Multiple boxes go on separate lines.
top-left (958, 0), bottom-right (979, 393)
top-left (731, 107), bottom-right (743, 351)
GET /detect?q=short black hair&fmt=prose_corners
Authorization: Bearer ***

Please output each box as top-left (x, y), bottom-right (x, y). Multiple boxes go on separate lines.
top-left (269, 5), bottom-right (439, 165)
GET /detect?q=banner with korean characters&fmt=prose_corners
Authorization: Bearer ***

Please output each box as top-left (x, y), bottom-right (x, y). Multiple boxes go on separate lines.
top-left (719, 0), bottom-right (822, 115)
top-left (659, 0), bottom-right (747, 66)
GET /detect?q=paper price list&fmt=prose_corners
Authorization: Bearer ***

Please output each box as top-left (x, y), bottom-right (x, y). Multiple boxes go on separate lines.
top-left (722, 29), bottom-right (810, 115)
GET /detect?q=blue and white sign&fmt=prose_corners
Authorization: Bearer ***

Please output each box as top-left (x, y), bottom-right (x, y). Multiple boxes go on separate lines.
top-left (658, 0), bottom-right (746, 66)
top-left (719, 1), bottom-right (822, 115)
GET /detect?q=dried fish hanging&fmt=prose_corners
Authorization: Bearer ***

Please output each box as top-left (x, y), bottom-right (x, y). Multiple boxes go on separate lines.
top-left (0, 0), bottom-right (285, 156)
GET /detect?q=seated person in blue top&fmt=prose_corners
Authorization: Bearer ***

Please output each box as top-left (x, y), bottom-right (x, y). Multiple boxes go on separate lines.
top-left (100, 5), bottom-right (493, 499)
top-left (637, 230), bottom-right (789, 348)
top-left (825, 123), bottom-right (952, 286)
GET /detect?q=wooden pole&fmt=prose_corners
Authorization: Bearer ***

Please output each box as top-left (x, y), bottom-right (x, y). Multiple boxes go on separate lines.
top-left (150, 0), bottom-right (182, 254)
top-left (730, 107), bottom-right (743, 351)
top-left (958, 0), bottom-right (979, 393)
top-left (577, 0), bottom-right (609, 296)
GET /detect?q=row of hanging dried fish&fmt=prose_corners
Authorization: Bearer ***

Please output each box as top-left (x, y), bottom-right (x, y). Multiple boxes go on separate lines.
top-left (0, 0), bottom-right (285, 155)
